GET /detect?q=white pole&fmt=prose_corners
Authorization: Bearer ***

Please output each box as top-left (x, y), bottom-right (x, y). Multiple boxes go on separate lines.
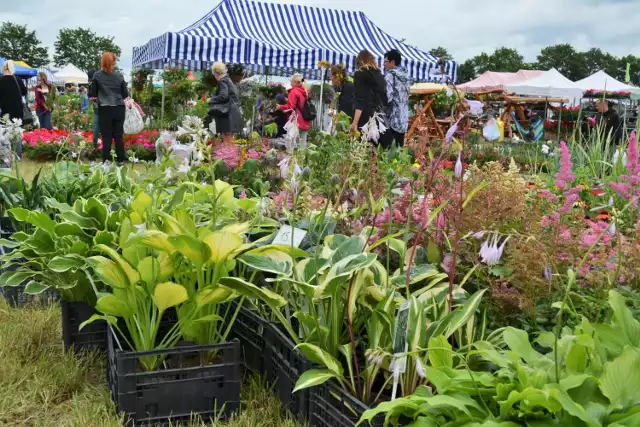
top-left (161, 76), bottom-right (166, 125)
top-left (318, 68), bottom-right (326, 131)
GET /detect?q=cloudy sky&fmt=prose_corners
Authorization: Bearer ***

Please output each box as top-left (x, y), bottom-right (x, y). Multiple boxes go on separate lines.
top-left (1, 0), bottom-right (639, 71)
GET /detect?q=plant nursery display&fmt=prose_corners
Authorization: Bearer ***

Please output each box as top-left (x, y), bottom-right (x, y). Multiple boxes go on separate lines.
top-left (1, 104), bottom-right (640, 427)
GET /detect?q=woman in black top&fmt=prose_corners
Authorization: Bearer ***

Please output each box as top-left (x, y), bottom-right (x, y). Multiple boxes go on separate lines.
top-left (208, 62), bottom-right (243, 144)
top-left (0, 60), bottom-right (27, 121)
top-left (330, 64), bottom-right (355, 119)
top-left (91, 52), bottom-right (129, 164)
top-left (350, 50), bottom-right (388, 134)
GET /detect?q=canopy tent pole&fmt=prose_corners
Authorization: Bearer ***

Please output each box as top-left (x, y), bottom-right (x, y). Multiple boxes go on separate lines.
top-left (318, 68), bottom-right (326, 132)
top-left (161, 75), bottom-right (166, 125)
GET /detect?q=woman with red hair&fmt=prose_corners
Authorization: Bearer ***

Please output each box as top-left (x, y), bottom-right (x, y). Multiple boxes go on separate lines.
top-left (90, 52), bottom-right (128, 164)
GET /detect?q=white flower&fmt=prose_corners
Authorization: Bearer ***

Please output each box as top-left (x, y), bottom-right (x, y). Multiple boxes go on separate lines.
top-left (278, 157), bottom-right (290, 179)
top-left (165, 168), bottom-right (172, 180)
top-left (71, 152), bottom-right (77, 159)
top-left (147, 183), bottom-right (154, 192)
top-left (541, 144), bottom-right (550, 155)
top-left (177, 159), bottom-right (190, 174)
top-left (415, 358), bottom-right (425, 379)
top-left (293, 163), bottom-right (302, 176)
top-left (463, 169), bottom-right (471, 181)
top-left (609, 223), bottom-right (616, 236)
top-left (454, 152), bottom-right (463, 178)
top-left (613, 149), bottom-right (627, 165)
top-left (479, 234), bottom-right (509, 266)
top-left (257, 198), bottom-right (269, 215)
top-left (134, 223), bottom-right (147, 234)
top-left (446, 89), bottom-right (453, 97)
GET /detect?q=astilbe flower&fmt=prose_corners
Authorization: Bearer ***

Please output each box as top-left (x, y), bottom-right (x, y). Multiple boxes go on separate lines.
top-left (555, 141), bottom-right (575, 190)
top-left (609, 132), bottom-right (640, 206)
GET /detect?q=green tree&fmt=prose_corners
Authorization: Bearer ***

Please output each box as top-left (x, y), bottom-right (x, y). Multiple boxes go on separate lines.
top-left (0, 22), bottom-right (49, 67)
top-left (536, 43), bottom-right (587, 80)
top-left (54, 28), bottom-right (121, 72)
top-left (617, 55), bottom-right (640, 85)
top-left (429, 47), bottom-right (452, 60)
top-left (581, 48), bottom-right (620, 78)
top-left (456, 59), bottom-right (476, 83)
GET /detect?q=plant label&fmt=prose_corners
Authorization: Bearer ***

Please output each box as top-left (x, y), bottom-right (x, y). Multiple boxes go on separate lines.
top-left (392, 301), bottom-right (411, 374)
top-left (273, 225), bottom-right (307, 248)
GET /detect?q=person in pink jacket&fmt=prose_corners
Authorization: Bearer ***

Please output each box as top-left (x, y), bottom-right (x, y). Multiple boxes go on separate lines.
top-left (279, 73), bottom-right (311, 147)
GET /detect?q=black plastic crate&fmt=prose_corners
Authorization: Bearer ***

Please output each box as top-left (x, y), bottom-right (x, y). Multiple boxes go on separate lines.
top-left (264, 322), bottom-right (310, 420)
top-left (62, 300), bottom-right (107, 353)
top-left (228, 301), bottom-right (268, 372)
top-left (309, 382), bottom-right (384, 427)
top-left (107, 325), bottom-right (241, 426)
top-left (1, 280), bottom-right (60, 307)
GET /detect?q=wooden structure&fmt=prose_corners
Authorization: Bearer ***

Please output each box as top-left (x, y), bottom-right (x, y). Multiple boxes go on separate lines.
top-left (407, 83), bottom-right (464, 141)
top-left (499, 95), bottom-right (568, 139)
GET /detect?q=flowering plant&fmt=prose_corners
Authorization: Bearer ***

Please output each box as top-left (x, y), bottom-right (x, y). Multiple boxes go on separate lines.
top-left (583, 89), bottom-right (632, 99)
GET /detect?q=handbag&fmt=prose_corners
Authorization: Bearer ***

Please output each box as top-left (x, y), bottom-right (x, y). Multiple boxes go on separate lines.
top-left (13, 77), bottom-right (33, 126)
top-left (123, 103), bottom-right (144, 135)
top-left (209, 102), bottom-right (230, 118)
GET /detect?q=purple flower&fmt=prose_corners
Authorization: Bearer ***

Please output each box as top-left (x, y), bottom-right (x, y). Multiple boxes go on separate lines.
top-left (445, 118), bottom-right (461, 144)
top-left (479, 234), bottom-right (509, 265)
top-left (544, 264), bottom-right (552, 281)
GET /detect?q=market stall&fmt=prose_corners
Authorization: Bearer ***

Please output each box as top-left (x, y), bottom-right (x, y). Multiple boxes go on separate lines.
top-left (0, 57), bottom-right (37, 78)
top-left (459, 70), bottom-right (542, 94)
top-left (575, 70), bottom-right (640, 100)
top-left (504, 68), bottom-right (583, 106)
top-left (407, 83), bottom-right (464, 141)
top-left (500, 95), bottom-right (568, 141)
top-left (54, 64), bottom-right (88, 85)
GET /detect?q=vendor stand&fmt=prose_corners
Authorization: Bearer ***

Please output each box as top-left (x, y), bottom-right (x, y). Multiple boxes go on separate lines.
top-left (499, 96), bottom-right (568, 142)
top-left (407, 83), bottom-right (465, 142)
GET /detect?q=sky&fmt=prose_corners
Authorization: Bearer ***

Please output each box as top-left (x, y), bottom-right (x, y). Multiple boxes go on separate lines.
top-left (1, 0), bottom-right (640, 74)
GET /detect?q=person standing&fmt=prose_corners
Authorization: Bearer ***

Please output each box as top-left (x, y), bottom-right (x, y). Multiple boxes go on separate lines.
top-left (91, 52), bottom-right (128, 164)
top-left (0, 60), bottom-right (27, 122)
top-left (208, 62), bottom-right (243, 144)
top-left (34, 72), bottom-right (53, 130)
top-left (350, 50), bottom-right (388, 138)
top-left (80, 87), bottom-right (89, 113)
top-left (380, 49), bottom-right (411, 148)
top-left (87, 69), bottom-right (100, 149)
top-left (330, 64), bottom-right (355, 120)
top-left (596, 99), bottom-right (623, 145)
top-left (279, 73), bottom-right (312, 148)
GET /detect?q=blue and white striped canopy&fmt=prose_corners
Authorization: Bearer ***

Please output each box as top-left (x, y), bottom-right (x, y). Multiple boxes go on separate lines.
top-left (132, 0), bottom-right (456, 82)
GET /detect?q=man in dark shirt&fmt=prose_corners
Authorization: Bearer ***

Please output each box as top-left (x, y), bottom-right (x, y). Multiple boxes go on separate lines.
top-left (596, 100), bottom-right (623, 144)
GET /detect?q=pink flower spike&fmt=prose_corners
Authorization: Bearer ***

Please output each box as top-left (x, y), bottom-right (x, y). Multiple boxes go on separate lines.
top-left (626, 132), bottom-right (639, 175)
top-left (554, 141), bottom-right (575, 190)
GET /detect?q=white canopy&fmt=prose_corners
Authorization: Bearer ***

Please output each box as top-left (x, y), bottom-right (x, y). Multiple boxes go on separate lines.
top-left (505, 68), bottom-right (583, 105)
top-left (54, 64), bottom-right (88, 85)
top-left (575, 70), bottom-right (640, 100)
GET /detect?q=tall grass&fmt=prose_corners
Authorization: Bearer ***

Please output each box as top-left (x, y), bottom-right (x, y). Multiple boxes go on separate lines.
top-left (0, 298), bottom-right (304, 427)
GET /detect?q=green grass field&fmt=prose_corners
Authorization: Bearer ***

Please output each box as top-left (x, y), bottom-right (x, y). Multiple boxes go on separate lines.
top-left (0, 298), bottom-right (304, 426)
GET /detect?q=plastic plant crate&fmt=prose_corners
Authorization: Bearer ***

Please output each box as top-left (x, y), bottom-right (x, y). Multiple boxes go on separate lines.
top-left (228, 301), bottom-right (268, 372)
top-left (264, 322), bottom-right (310, 420)
top-left (0, 279), bottom-right (60, 307)
top-left (309, 382), bottom-right (384, 427)
top-left (61, 300), bottom-right (107, 353)
top-left (107, 325), bottom-right (241, 426)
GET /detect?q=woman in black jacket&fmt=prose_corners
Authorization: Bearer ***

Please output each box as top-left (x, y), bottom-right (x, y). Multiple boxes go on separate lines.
top-left (330, 64), bottom-right (355, 120)
top-left (0, 60), bottom-right (27, 122)
top-left (350, 50), bottom-right (388, 134)
top-left (208, 62), bottom-right (242, 144)
top-left (91, 52), bottom-right (128, 164)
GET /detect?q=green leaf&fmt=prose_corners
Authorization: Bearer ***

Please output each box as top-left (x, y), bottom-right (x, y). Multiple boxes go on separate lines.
top-left (125, 230), bottom-right (175, 252)
top-left (428, 335), bottom-right (453, 368)
top-left (79, 313), bottom-right (118, 330)
top-left (426, 240), bottom-right (441, 264)
top-left (26, 211), bottom-right (56, 235)
top-left (49, 255), bottom-right (85, 272)
top-left (54, 222), bottom-right (86, 237)
top-left (89, 256), bottom-right (129, 289)
top-left (2, 270), bottom-right (33, 287)
top-left (441, 289), bottom-right (486, 338)
top-left (60, 211), bottom-right (100, 230)
top-left (138, 256), bottom-right (160, 289)
top-left (463, 180), bottom-right (489, 209)
top-left (599, 347), bottom-right (640, 410)
top-left (388, 238), bottom-right (406, 260)
top-left (194, 287), bottom-right (234, 306)
top-left (608, 290), bottom-right (640, 346)
top-left (23, 281), bottom-right (49, 295)
top-left (94, 230), bottom-right (116, 246)
top-left (95, 244), bottom-right (140, 287)
top-left (547, 387), bottom-right (601, 427)
top-left (153, 282), bottom-right (188, 313)
top-left (503, 327), bottom-right (541, 365)
top-left (96, 294), bottom-right (131, 317)
top-left (239, 253), bottom-right (293, 276)
top-left (295, 343), bottom-right (343, 377)
top-left (8, 207), bottom-right (29, 222)
top-left (357, 398), bottom-right (420, 426)
top-left (170, 235), bottom-right (211, 268)
top-left (194, 314), bottom-right (224, 323)
top-left (292, 369), bottom-right (337, 393)
top-left (131, 191), bottom-right (152, 216)
top-left (219, 276), bottom-right (287, 309)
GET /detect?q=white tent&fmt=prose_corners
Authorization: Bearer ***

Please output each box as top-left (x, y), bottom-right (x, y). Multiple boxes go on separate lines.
top-left (505, 68), bottom-right (584, 105)
top-left (54, 64), bottom-right (88, 85)
top-left (575, 70), bottom-right (640, 100)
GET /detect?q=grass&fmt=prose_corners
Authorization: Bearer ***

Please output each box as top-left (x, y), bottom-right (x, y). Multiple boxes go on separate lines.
top-left (0, 298), bottom-right (304, 427)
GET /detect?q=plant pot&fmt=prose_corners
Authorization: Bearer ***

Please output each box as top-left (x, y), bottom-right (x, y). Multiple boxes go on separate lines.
top-left (107, 325), bottom-right (241, 426)
top-left (0, 272), bottom-right (59, 308)
top-left (228, 301), bottom-right (268, 372)
top-left (309, 382), bottom-right (384, 427)
top-left (61, 300), bottom-right (107, 353)
top-left (264, 322), bottom-right (310, 420)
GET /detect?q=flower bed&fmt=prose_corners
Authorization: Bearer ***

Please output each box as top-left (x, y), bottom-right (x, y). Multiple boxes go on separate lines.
top-left (583, 88), bottom-right (632, 99)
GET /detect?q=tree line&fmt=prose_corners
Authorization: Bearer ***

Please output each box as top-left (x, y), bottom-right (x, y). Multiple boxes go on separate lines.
top-left (1, 21), bottom-right (638, 86)
top-left (429, 46), bottom-right (640, 85)
top-left (0, 22), bottom-right (121, 72)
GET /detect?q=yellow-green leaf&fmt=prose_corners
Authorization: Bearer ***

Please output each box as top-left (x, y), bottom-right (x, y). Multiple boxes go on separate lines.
top-left (154, 282), bottom-right (188, 313)
top-left (205, 231), bottom-right (243, 263)
top-left (170, 235), bottom-right (211, 268)
top-left (89, 256), bottom-right (129, 289)
top-left (96, 294), bottom-right (131, 317)
top-left (293, 369), bottom-right (337, 393)
top-left (195, 287), bottom-right (234, 306)
top-left (131, 191), bottom-right (152, 216)
top-left (138, 256), bottom-right (160, 287)
top-left (95, 244), bottom-right (140, 286)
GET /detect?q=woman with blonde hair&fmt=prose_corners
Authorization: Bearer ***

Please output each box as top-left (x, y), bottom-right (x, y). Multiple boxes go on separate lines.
top-left (90, 52), bottom-right (128, 164)
top-left (34, 72), bottom-right (53, 129)
top-left (330, 64), bottom-right (355, 119)
top-left (207, 62), bottom-right (242, 144)
top-left (0, 60), bottom-right (28, 122)
top-left (350, 50), bottom-right (388, 135)
top-left (278, 73), bottom-right (312, 147)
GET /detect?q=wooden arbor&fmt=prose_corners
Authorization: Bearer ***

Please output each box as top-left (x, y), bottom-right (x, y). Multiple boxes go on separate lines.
top-left (406, 83), bottom-right (463, 141)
